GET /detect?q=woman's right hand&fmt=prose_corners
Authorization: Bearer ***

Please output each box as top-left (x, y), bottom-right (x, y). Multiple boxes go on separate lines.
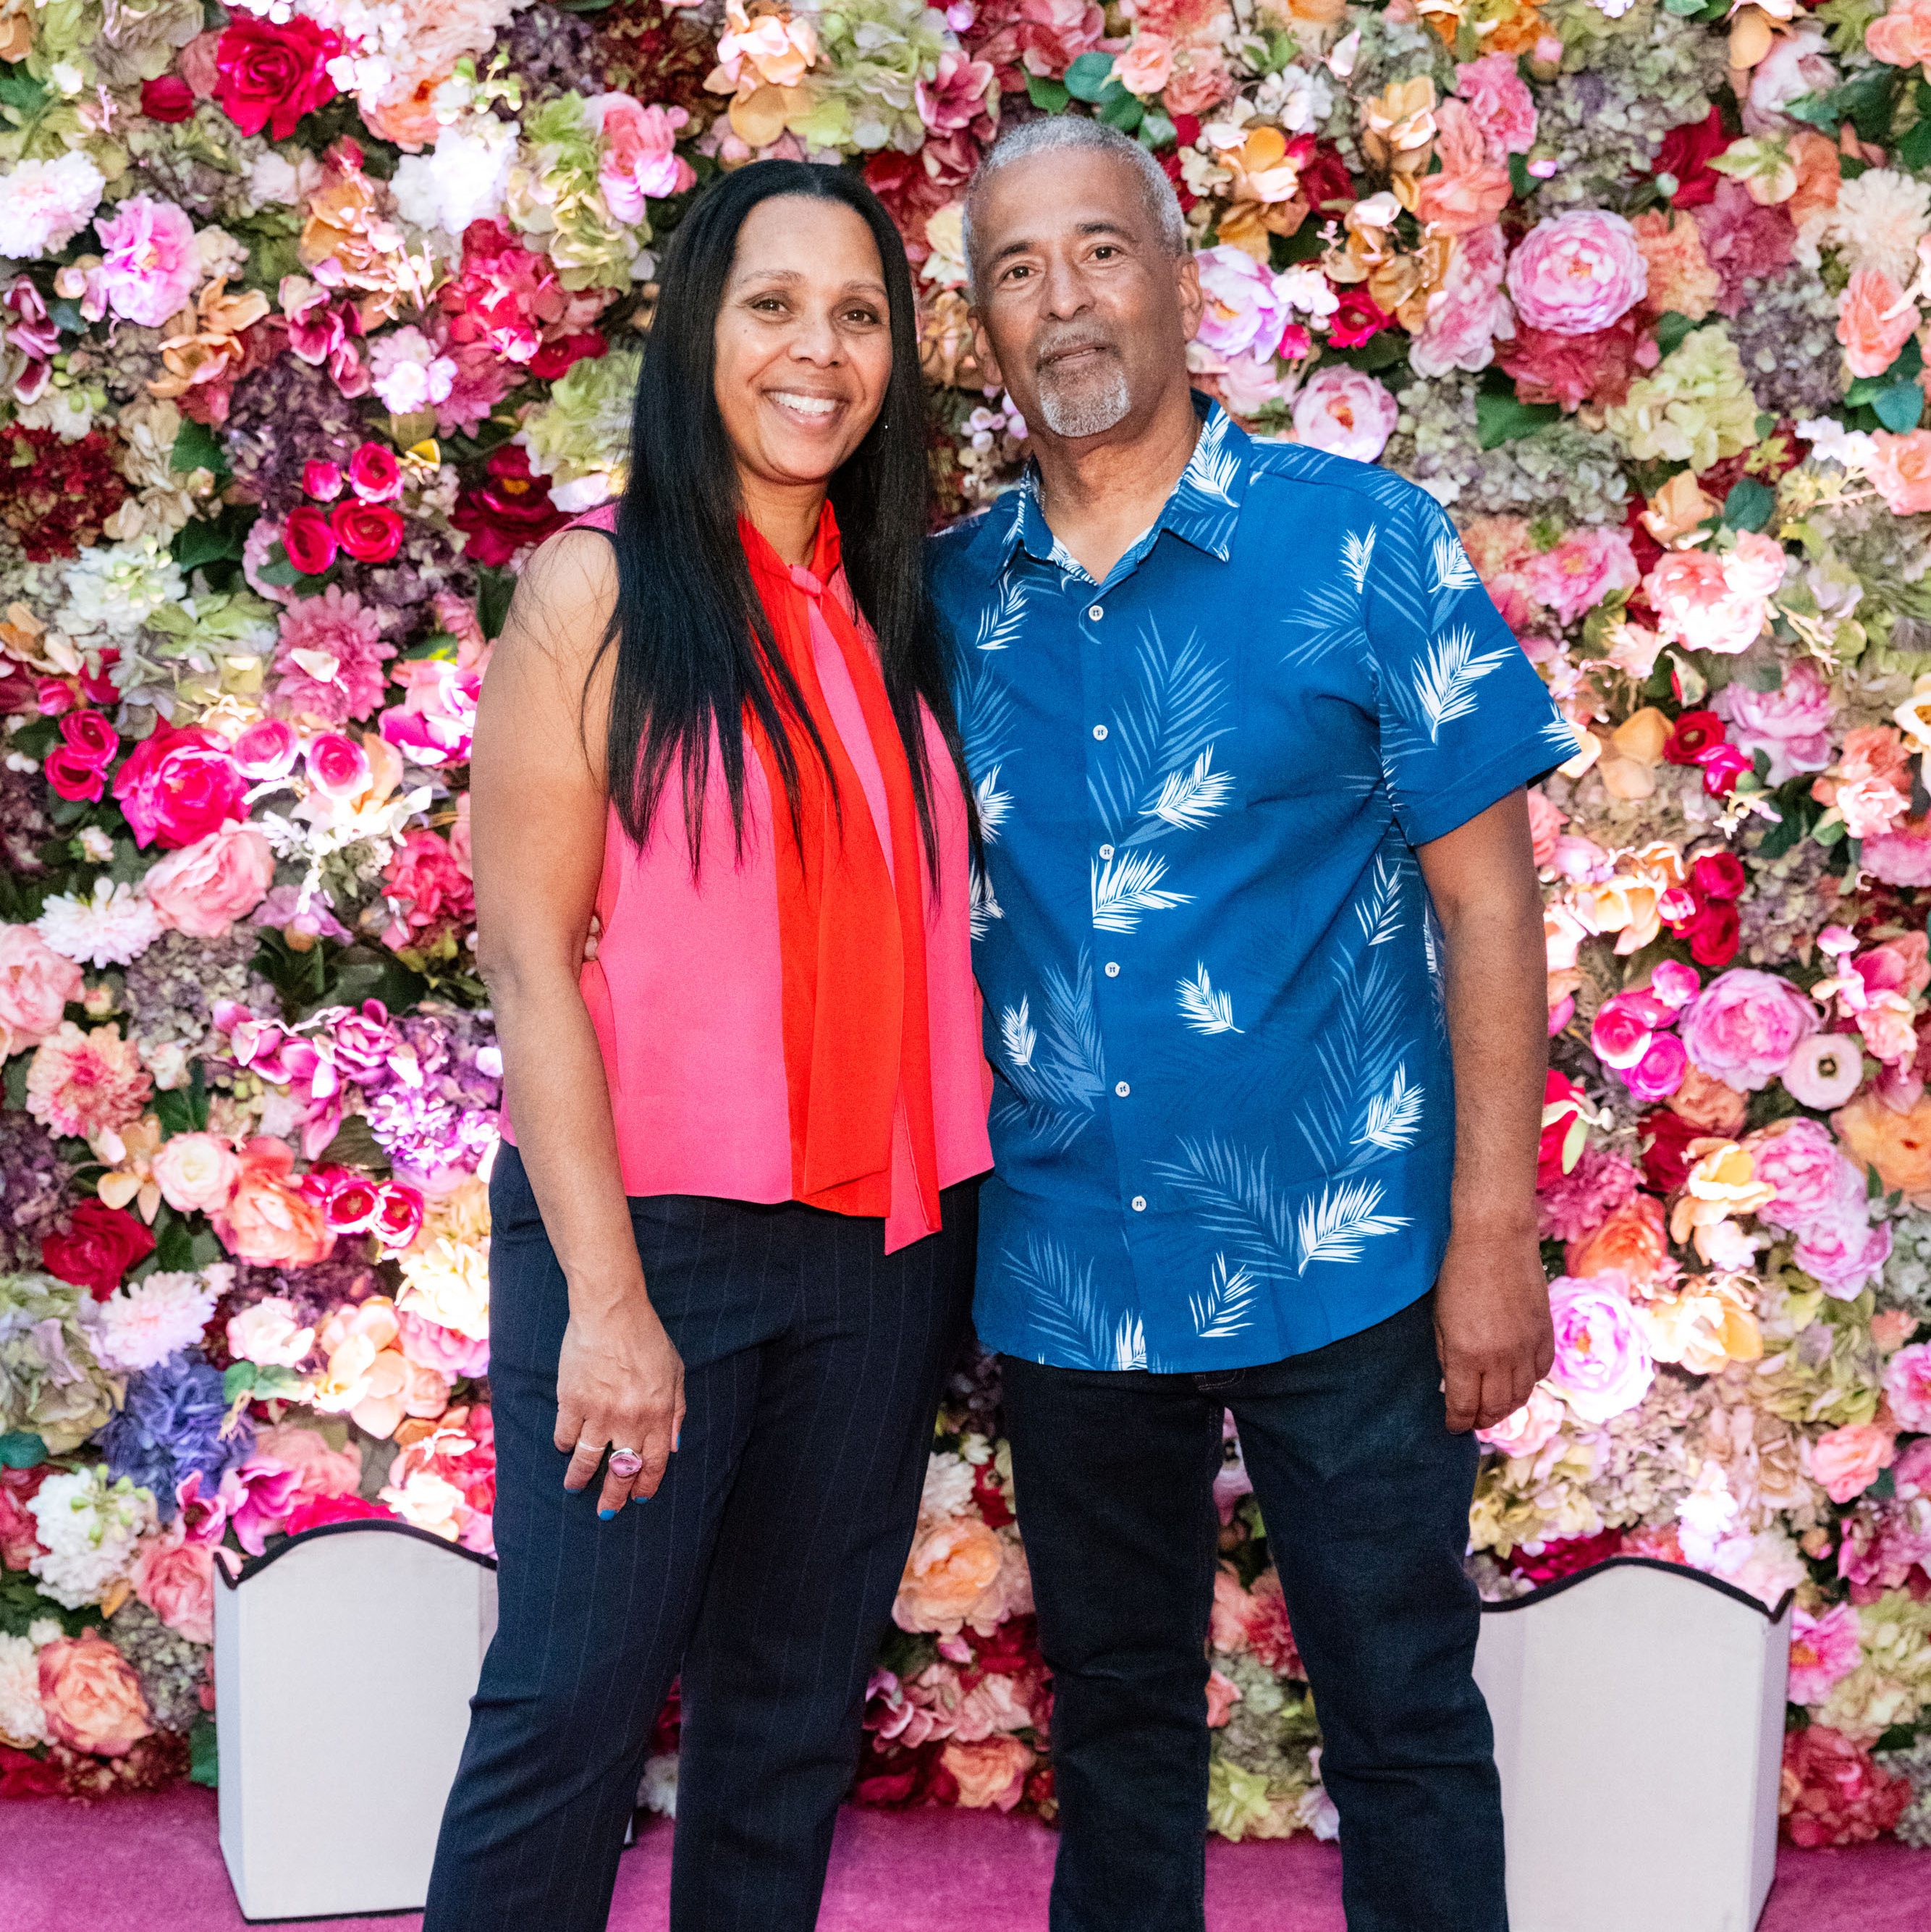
top-left (554, 1291), bottom-right (686, 1514)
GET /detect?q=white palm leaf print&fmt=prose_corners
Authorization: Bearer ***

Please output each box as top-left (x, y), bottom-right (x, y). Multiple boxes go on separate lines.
top-left (1299, 944), bottom-right (1408, 1176)
top-left (1093, 849), bottom-right (1191, 932)
top-left (1000, 996), bottom-right (1036, 1070)
top-left (1353, 851), bottom-right (1405, 948)
top-left (1540, 714), bottom-right (1584, 762)
top-left (1007, 1236), bottom-right (1143, 1370)
top-left (1089, 623), bottom-right (1231, 843)
top-left (968, 862), bottom-right (1003, 939)
top-left (974, 766), bottom-right (1012, 843)
top-left (1296, 1179), bottom-right (1409, 1274)
top-left (1432, 531), bottom-right (1478, 595)
top-left (955, 655), bottom-right (1018, 789)
top-left (972, 572), bottom-right (1030, 652)
top-left (1357, 1065), bottom-right (1424, 1153)
top-left (1151, 1136), bottom-right (1294, 1275)
top-left (1149, 747), bottom-right (1236, 830)
top-left (1182, 410), bottom-right (1242, 506)
top-left (1190, 1254), bottom-right (1262, 1340)
top-left (1178, 963), bottom-right (1241, 1035)
top-left (993, 954), bottom-right (1105, 1151)
top-left (1282, 575), bottom-right (1370, 670)
top-left (1411, 627), bottom-right (1512, 743)
top-left (1342, 526), bottom-right (1377, 592)
top-left (1114, 1315), bottom-right (1149, 1371)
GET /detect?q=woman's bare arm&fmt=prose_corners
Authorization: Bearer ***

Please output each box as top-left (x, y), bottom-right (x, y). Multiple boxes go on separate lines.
top-left (471, 529), bottom-right (684, 1513)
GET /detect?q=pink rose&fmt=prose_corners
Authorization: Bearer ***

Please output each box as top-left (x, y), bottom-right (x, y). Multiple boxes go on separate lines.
top-left (1866, 429), bottom-right (1931, 515)
top-left (1786, 1601), bottom-right (1864, 1705)
top-left (1745, 1116), bottom-right (1849, 1228)
top-left (0, 923), bottom-right (83, 1048)
top-left (305, 732), bottom-right (372, 800)
top-left (1291, 366), bottom-right (1398, 463)
top-left (251, 1422), bottom-right (363, 1508)
top-left (1505, 211), bottom-right (1649, 337)
top-left (1883, 1341), bottom-right (1931, 1430)
top-left (232, 717), bottom-right (300, 781)
top-left (1194, 245), bottom-right (1297, 362)
top-left (1792, 1200), bottom-right (1892, 1299)
top-left (1114, 30), bottom-right (1174, 98)
top-left (1590, 988), bottom-right (1676, 1069)
top-left (112, 724), bottom-right (248, 851)
top-left (1545, 1273), bottom-right (1655, 1423)
top-left (93, 195), bottom-right (200, 329)
top-left (1455, 52), bottom-right (1537, 155)
top-left (586, 96), bottom-right (694, 222)
top-left (1408, 223), bottom-right (1513, 379)
top-left (1625, 1032), bottom-right (1689, 1103)
top-left (1712, 658), bottom-right (1835, 785)
top-left (1644, 533), bottom-right (1786, 657)
top-left (1015, 0), bottom-right (1104, 79)
top-left (1680, 968), bottom-right (1819, 1092)
top-left (1523, 526), bottom-right (1639, 626)
top-left (131, 1523), bottom-right (216, 1644)
top-left (37, 1635), bottom-right (153, 1756)
top-left (142, 822), bottom-right (275, 938)
top-left (1476, 1383), bottom-right (1566, 1458)
top-left (1810, 1421), bottom-right (1897, 1504)
top-left (152, 1131), bottom-right (242, 1214)
top-left (302, 459), bottom-right (345, 502)
top-left (1838, 266), bottom-right (1919, 380)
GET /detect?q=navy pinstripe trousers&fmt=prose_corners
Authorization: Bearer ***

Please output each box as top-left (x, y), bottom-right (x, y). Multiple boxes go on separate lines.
top-left (423, 1147), bottom-right (978, 1932)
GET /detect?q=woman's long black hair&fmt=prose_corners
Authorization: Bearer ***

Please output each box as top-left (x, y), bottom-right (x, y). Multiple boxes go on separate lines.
top-left (601, 160), bottom-right (971, 876)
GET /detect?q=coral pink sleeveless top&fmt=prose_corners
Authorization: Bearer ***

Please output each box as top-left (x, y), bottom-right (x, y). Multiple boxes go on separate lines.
top-left (505, 504), bottom-right (990, 1254)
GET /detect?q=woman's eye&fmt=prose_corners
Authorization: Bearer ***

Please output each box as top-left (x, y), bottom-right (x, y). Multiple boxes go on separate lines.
top-left (845, 306), bottom-right (882, 326)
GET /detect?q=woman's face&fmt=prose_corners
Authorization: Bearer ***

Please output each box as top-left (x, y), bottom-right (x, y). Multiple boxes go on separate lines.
top-left (713, 195), bottom-right (895, 498)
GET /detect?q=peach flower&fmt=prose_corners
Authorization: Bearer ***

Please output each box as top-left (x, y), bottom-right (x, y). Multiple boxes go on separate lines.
top-left (1476, 1383), bottom-right (1566, 1458)
top-left (151, 1131), bottom-right (242, 1215)
top-left (131, 1522), bottom-right (216, 1643)
top-left (941, 1735), bottom-right (1034, 1810)
top-left (1414, 100), bottom-right (1513, 236)
top-left (213, 1136), bottom-right (333, 1266)
top-left (25, 1021), bottom-right (153, 1141)
top-left (1833, 1089), bottom-right (1931, 1206)
top-left (251, 1422), bottom-right (362, 1506)
top-left (1667, 1064), bottom-right (1751, 1137)
top-left (1114, 28), bottom-right (1174, 96)
top-left (142, 823), bottom-right (276, 939)
top-left (0, 923), bottom-right (84, 1050)
top-left (1867, 0), bottom-right (1931, 74)
top-left (1669, 1140), bottom-right (1775, 1264)
top-left (895, 1517), bottom-right (1005, 1634)
top-left (1565, 1194), bottom-right (1675, 1290)
top-left (1636, 1275), bottom-right (1762, 1375)
top-left (310, 1294), bottom-right (447, 1438)
top-left (1837, 267), bottom-right (1919, 380)
top-left (1809, 1422), bottom-right (1897, 1504)
top-left (38, 1635), bottom-right (153, 1756)
top-left (1630, 211), bottom-right (1718, 324)
top-left (1867, 429), bottom-right (1931, 515)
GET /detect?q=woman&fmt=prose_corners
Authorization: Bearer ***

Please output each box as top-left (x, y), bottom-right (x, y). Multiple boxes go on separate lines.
top-left (423, 163), bottom-right (989, 1932)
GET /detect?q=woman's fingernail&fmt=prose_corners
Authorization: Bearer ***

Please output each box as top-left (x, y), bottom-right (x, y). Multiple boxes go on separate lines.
top-left (598, 1507), bottom-right (616, 1520)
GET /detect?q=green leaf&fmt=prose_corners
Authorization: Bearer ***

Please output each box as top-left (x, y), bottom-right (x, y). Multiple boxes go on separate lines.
top-left (1508, 153), bottom-right (1533, 200)
top-left (0, 1432), bottom-right (47, 1470)
top-left (1024, 73), bottom-right (1070, 114)
top-left (1097, 90), bottom-right (1143, 131)
top-left (1723, 477), bottom-right (1776, 532)
top-left (1652, 311), bottom-right (1699, 358)
top-left (477, 566), bottom-right (517, 639)
top-left (190, 1719), bottom-right (219, 1789)
top-left (1138, 109), bottom-right (1176, 151)
top-left (169, 418), bottom-right (229, 481)
top-left (224, 1362), bottom-right (259, 1405)
top-left (1898, 116), bottom-right (1931, 172)
top-left (174, 518), bottom-right (249, 573)
top-left (153, 1210), bottom-right (198, 1273)
top-left (1874, 380), bottom-right (1925, 433)
top-left (1476, 389), bottom-right (1560, 450)
top-left (1062, 52), bottom-right (1118, 102)
top-left (0, 67), bottom-right (48, 113)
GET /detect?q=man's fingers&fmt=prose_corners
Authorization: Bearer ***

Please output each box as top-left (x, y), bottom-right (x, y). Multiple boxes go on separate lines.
top-left (1442, 1355), bottom-right (1484, 1433)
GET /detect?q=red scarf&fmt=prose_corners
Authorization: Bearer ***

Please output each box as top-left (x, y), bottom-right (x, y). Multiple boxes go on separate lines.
top-left (740, 508), bottom-right (940, 1237)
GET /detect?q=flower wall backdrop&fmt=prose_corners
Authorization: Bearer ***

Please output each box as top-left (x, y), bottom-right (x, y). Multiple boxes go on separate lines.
top-left (2, 0), bottom-right (1931, 1851)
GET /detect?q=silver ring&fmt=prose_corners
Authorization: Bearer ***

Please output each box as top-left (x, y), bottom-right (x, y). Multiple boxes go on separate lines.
top-left (607, 1447), bottom-right (645, 1480)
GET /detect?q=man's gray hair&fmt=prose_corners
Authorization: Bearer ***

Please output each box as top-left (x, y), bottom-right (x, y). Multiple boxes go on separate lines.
top-left (961, 118), bottom-right (1187, 299)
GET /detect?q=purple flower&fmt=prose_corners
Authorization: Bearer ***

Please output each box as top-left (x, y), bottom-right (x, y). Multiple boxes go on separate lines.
top-left (101, 1349), bottom-right (254, 1520)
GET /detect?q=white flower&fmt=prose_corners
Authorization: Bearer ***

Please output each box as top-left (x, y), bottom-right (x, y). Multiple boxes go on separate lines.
top-left (916, 1451), bottom-right (976, 1527)
top-left (368, 326), bottom-right (457, 414)
top-left (15, 385), bottom-right (100, 444)
top-left (392, 117), bottom-right (517, 237)
top-left (0, 1633), bottom-right (48, 1747)
top-left (0, 152), bottom-right (106, 260)
top-left (58, 536), bottom-right (186, 641)
top-left (1816, 168), bottom-right (1931, 286)
top-left (86, 1270), bottom-right (225, 1373)
top-left (1797, 417), bottom-right (1876, 473)
top-left (248, 151), bottom-right (303, 210)
top-left (35, 879), bottom-right (164, 969)
top-left (27, 1467), bottom-right (156, 1611)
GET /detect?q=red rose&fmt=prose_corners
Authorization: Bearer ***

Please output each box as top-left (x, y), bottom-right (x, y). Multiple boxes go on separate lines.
top-left (59, 708), bottom-right (120, 769)
top-left (140, 75), bottom-right (196, 122)
top-left (345, 442), bottom-right (402, 504)
top-left (1329, 286), bottom-right (1394, 350)
top-left (41, 1200), bottom-right (158, 1300)
top-left (1691, 850), bottom-right (1746, 901)
top-left (329, 500), bottom-right (405, 564)
top-left (1685, 896), bottom-right (1741, 966)
top-left (451, 445), bottom-right (566, 568)
top-left (111, 724), bottom-right (248, 851)
top-left (1663, 709), bottom-right (1725, 764)
top-left (45, 743), bottom-right (107, 803)
top-left (1639, 1107), bottom-right (1703, 1192)
top-left (527, 332), bottom-right (607, 382)
top-left (282, 506), bottom-right (339, 575)
top-left (213, 15), bottom-right (340, 143)
top-left (1693, 741), bottom-right (1753, 798)
top-left (1653, 107), bottom-right (1731, 210)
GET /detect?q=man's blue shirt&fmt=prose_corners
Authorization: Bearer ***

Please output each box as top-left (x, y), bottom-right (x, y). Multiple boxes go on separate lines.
top-left (926, 400), bottom-right (1572, 1373)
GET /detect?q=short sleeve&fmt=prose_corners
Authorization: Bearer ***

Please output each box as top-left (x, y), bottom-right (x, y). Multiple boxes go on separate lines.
top-left (1365, 489), bottom-right (1573, 849)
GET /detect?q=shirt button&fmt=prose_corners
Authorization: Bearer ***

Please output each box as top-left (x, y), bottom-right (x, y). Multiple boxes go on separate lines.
top-left (1131, 1195), bottom-right (1147, 1213)
top-left (1115, 1081), bottom-right (1131, 1098)
top-left (1104, 961), bottom-right (1120, 977)
top-left (1092, 724), bottom-right (1108, 742)
top-left (1088, 604), bottom-right (1104, 622)
top-left (1099, 843), bottom-right (1115, 859)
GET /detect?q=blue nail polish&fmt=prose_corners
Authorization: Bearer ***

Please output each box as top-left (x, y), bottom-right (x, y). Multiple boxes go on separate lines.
top-left (599, 1507), bottom-right (616, 1520)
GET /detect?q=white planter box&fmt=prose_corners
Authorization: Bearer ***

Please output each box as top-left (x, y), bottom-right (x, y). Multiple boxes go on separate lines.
top-left (214, 1522), bottom-right (498, 1922)
top-left (1475, 1557), bottom-right (1793, 1932)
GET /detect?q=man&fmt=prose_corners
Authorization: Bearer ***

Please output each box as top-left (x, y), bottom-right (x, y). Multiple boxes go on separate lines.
top-left (927, 117), bottom-right (1570, 1932)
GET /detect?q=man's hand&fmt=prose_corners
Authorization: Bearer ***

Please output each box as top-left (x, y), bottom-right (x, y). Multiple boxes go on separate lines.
top-left (1434, 1220), bottom-right (1554, 1433)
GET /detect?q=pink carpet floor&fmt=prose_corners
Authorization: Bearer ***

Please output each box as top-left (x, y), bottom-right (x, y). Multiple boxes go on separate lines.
top-left (1, 1787), bottom-right (1927, 1931)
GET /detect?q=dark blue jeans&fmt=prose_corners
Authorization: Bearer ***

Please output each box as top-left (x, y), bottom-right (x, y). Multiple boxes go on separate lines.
top-left (1002, 1291), bottom-right (1505, 1932)
top-left (423, 1148), bottom-right (977, 1932)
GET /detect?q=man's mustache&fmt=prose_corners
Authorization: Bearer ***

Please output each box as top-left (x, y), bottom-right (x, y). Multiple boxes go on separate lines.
top-left (1034, 330), bottom-right (1120, 374)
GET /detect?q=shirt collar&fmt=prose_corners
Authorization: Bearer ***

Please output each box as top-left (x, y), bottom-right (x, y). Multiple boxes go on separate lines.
top-left (976, 392), bottom-right (1251, 582)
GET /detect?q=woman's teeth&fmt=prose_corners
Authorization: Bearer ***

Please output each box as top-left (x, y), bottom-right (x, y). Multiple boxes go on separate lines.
top-left (770, 392), bottom-right (839, 418)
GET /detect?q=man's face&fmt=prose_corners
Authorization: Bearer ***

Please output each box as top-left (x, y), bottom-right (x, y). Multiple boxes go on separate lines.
top-left (969, 148), bottom-right (1201, 444)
